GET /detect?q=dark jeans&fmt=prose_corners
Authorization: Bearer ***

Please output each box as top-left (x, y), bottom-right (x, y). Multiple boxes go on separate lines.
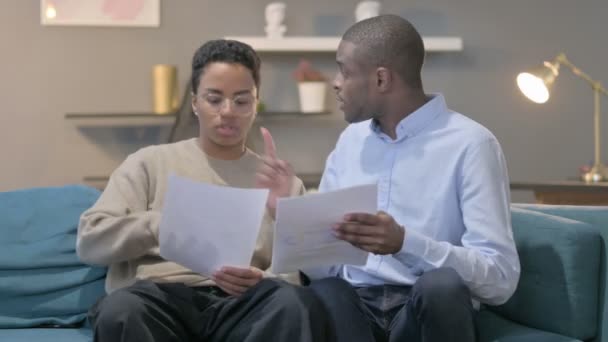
top-left (88, 278), bottom-right (330, 342)
top-left (309, 267), bottom-right (476, 342)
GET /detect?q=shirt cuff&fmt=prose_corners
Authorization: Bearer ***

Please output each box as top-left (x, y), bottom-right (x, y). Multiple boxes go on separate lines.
top-left (394, 228), bottom-right (430, 265)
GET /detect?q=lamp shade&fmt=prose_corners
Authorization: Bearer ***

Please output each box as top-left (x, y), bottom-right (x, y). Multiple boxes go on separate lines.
top-left (517, 61), bottom-right (560, 104)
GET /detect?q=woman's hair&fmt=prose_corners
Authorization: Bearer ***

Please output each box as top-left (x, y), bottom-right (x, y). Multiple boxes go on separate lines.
top-left (190, 39), bottom-right (261, 95)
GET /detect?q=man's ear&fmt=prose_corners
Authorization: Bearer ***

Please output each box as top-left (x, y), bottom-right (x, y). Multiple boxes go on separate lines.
top-left (376, 67), bottom-right (392, 93)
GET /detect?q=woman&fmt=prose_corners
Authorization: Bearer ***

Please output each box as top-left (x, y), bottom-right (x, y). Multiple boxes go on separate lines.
top-left (77, 39), bottom-right (329, 342)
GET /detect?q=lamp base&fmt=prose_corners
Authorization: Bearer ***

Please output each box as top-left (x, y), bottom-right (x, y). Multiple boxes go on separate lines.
top-left (581, 165), bottom-right (608, 183)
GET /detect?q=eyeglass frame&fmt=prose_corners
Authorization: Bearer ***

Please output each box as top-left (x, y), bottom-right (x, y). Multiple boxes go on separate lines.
top-left (193, 90), bottom-right (257, 117)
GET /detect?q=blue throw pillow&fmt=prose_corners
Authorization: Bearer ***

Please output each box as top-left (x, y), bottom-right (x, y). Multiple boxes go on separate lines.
top-left (0, 185), bottom-right (106, 328)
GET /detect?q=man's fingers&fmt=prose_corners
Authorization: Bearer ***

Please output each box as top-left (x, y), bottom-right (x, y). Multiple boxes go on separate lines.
top-left (260, 127), bottom-right (277, 159)
top-left (344, 212), bottom-right (381, 225)
top-left (333, 222), bottom-right (377, 236)
top-left (334, 231), bottom-right (381, 246)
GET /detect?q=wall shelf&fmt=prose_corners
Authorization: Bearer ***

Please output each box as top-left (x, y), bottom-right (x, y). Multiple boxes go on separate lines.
top-left (257, 111), bottom-right (335, 122)
top-left (65, 111), bottom-right (337, 127)
top-left (65, 113), bottom-right (176, 127)
top-left (224, 36), bottom-right (463, 52)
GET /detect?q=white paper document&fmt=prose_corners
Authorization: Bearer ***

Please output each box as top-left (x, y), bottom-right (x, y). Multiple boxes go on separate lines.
top-left (159, 174), bottom-right (269, 277)
top-left (271, 184), bottom-right (377, 274)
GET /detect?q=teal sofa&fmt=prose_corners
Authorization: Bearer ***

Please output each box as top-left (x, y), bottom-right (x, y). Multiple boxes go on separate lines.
top-left (478, 204), bottom-right (607, 342)
top-left (0, 185), bottom-right (606, 341)
top-left (0, 185), bottom-right (105, 342)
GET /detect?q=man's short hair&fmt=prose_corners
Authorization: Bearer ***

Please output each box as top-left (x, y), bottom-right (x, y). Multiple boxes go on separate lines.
top-left (343, 15), bottom-right (424, 89)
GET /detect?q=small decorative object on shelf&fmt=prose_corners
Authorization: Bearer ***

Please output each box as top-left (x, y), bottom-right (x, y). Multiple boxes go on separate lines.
top-left (293, 59), bottom-right (326, 113)
top-left (579, 163), bottom-right (593, 179)
top-left (152, 64), bottom-right (179, 115)
top-left (264, 2), bottom-right (286, 38)
top-left (355, 1), bottom-right (381, 22)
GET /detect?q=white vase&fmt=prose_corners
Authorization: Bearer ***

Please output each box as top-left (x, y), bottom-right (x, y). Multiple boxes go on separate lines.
top-left (298, 82), bottom-right (326, 113)
top-left (265, 2), bottom-right (287, 38)
top-left (355, 1), bottom-right (381, 22)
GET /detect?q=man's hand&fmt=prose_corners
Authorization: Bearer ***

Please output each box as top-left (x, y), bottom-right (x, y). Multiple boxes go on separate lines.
top-left (333, 211), bottom-right (405, 255)
top-left (255, 127), bottom-right (295, 218)
top-left (212, 266), bottom-right (264, 296)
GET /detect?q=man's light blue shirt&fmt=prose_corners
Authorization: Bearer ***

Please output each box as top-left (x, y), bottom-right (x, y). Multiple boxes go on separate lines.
top-left (306, 94), bottom-right (520, 305)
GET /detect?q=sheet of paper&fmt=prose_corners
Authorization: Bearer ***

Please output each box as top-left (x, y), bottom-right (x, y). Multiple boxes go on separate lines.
top-left (159, 174), bottom-right (269, 277)
top-left (271, 184), bottom-right (377, 274)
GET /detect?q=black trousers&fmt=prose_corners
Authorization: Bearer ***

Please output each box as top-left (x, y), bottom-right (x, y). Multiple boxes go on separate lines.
top-left (88, 278), bottom-right (331, 342)
top-left (309, 267), bottom-right (476, 342)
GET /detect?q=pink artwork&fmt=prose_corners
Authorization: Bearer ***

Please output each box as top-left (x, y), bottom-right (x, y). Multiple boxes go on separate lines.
top-left (41, 0), bottom-right (159, 27)
top-left (102, 0), bottom-right (146, 21)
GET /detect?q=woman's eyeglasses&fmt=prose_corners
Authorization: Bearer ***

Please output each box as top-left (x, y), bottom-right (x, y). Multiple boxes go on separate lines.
top-left (197, 93), bottom-right (256, 116)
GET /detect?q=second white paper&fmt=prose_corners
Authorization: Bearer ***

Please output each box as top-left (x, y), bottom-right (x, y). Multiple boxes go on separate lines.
top-left (159, 174), bottom-right (269, 277)
top-left (271, 184), bottom-right (377, 274)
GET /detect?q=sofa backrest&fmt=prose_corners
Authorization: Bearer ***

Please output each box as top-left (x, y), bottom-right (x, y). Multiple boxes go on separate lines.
top-left (512, 204), bottom-right (608, 342)
top-left (0, 185), bottom-right (106, 328)
top-left (490, 206), bottom-right (602, 341)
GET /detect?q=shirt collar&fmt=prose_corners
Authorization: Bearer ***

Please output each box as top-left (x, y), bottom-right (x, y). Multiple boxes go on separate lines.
top-left (370, 93), bottom-right (448, 142)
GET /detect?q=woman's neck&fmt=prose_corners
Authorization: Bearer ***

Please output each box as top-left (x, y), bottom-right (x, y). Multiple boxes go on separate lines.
top-left (199, 137), bottom-right (246, 160)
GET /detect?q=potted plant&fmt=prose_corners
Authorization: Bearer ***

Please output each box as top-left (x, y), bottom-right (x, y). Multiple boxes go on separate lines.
top-left (293, 59), bottom-right (327, 113)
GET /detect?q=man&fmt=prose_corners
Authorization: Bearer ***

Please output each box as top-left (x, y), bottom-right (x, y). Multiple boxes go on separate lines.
top-left (77, 39), bottom-right (329, 342)
top-left (258, 15), bottom-right (520, 342)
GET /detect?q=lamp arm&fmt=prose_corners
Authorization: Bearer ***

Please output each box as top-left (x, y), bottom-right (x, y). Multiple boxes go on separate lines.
top-left (556, 53), bottom-right (607, 176)
top-left (556, 53), bottom-right (608, 96)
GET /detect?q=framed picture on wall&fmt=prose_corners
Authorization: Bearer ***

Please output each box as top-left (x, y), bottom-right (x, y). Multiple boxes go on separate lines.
top-left (40, 0), bottom-right (160, 27)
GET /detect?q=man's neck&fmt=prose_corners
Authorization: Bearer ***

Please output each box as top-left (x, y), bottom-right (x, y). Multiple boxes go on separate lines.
top-left (376, 90), bottom-right (428, 139)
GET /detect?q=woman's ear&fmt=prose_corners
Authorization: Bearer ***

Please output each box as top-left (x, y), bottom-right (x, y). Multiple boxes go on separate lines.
top-left (192, 93), bottom-right (198, 116)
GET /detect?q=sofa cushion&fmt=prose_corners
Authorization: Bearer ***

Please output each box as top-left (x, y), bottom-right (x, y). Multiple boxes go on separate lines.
top-left (512, 204), bottom-right (608, 342)
top-left (0, 185), bottom-right (106, 328)
top-left (477, 310), bottom-right (583, 342)
top-left (489, 207), bottom-right (601, 340)
top-left (0, 327), bottom-right (92, 342)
